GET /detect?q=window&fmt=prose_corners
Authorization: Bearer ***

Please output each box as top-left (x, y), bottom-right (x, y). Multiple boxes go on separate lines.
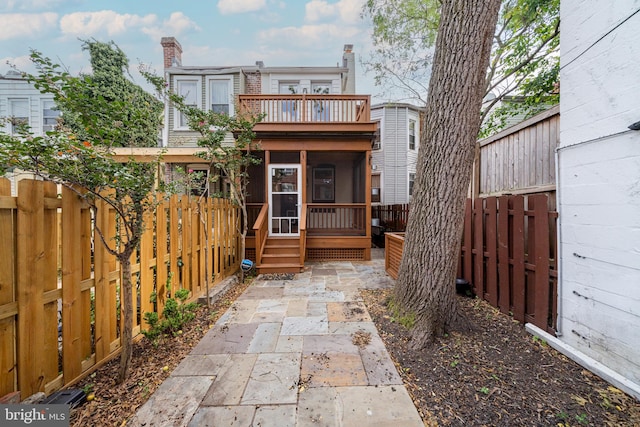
top-left (42, 99), bottom-right (59, 133)
top-left (207, 77), bottom-right (233, 115)
top-left (279, 82), bottom-right (299, 121)
top-left (175, 77), bottom-right (201, 129)
top-left (9, 99), bottom-right (29, 135)
top-left (372, 120), bottom-right (381, 150)
top-left (409, 173), bottom-right (416, 196)
top-left (409, 119), bottom-right (416, 150)
top-left (372, 174), bottom-right (381, 203)
top-left (311, 82), bottom-right (331, 121)
top-left (312, 165), bottom-right (335, 203)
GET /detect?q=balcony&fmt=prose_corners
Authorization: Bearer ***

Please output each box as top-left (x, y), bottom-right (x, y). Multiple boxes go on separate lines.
top-left (238, 95), bottom-right (374, 136)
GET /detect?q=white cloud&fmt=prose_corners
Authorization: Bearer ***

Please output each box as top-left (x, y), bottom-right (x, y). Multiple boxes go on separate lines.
top-left (141, 12), bottom-right (200, 41)
top-left (0, 13), bottom-right (58, 41)
top-left (305, 0), bottom-right (364, 25)
top-left (60, 10), bottom-right (157, 37)
top-left (258, 23), bottom-right (360, 47)
top-left (217, 0), bottom-right (267, 15)
top-left (0, 55), bottom-right (34, 75)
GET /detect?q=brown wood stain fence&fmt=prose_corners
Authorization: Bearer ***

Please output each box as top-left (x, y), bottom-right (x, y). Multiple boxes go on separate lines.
top-left (458, 194), bottom-right (558, 333)
top-left (0, 178), bottom-right (240, 399)
top-left (371, 204), bottom-right (409, 231)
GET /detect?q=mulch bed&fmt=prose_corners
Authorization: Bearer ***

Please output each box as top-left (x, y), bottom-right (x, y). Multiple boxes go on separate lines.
top-left (69, 277), bottom-right (253, 426)
top-left (361, 289), bottom-right (640, 427)
top-left (67, 278), bottom-right (640, 426)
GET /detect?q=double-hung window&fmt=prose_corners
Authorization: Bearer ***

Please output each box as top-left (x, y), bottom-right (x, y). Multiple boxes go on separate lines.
top-left (175, 77), bottom-right (201, 130)
top-left (372, 120), bottom-right (381, 150)
top-left (42, 99), bottom-right (59, 133)
top-left (409, 119), bottom-right (416, 150)
top-left (9, 98), bottom-right (29, 135)
top-left (409, 173), bottom-right (416, 196)
top-left (207, 77), bottom-right (233, 116)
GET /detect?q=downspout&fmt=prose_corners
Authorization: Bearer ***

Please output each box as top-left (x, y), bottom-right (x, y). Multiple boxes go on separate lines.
top-left (395, 106), bottom-right (399, 204)
top-left (554, 145), bottom-right (563, 337)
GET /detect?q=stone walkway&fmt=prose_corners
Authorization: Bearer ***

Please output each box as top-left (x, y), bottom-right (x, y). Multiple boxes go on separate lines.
top-left (130, 253), bottom-right (423, 426)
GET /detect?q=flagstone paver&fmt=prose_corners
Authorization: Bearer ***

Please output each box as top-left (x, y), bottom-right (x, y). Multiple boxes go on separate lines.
top-left (131, 252), bottom-right (423, 427)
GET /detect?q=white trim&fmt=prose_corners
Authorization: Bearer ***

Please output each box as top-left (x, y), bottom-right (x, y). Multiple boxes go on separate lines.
top-left (268, 164), bottom-right (302, 236)
top-left (206, 75), bottom-right (234, 116)
top-left (526, 324), bottom-right (640, 400)
top-left (173, 75), bottom-right (202, 130)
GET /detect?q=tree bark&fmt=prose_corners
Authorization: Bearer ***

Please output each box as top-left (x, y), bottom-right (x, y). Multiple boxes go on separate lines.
top-left (117, 255), bottom-right (133, 383)
top-left (394, 0), bottom-right (501, 349)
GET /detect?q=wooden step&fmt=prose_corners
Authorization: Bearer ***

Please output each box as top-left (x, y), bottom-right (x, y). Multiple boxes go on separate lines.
top-left (261, 253), bottom-right (300, 264)
top-left (263, 244), bottom-right (300, 255)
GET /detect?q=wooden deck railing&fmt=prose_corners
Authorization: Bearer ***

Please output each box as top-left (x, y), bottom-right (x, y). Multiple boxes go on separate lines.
top-left (246, 203), bottom-right (263, 236)
top-left (306, 203), bottom-right (366, 235)
top-left (238, 94), bottom-right (370, 123)
top-left (253, 204), bottom-right (269, 265)
top-left (300, 203), bottom-right (307, 265)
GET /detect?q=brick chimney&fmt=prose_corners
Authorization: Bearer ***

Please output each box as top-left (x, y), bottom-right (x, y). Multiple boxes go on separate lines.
top-left (161, 37), bottom-right (182, 68)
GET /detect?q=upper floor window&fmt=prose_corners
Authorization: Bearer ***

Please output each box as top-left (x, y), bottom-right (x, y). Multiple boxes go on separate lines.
top-left (42, 99), bottom-right (59, 133)
top-left (9, 98), bottom-right (29, 135)
top-left (311, 82), bottom-right (331, 95)
top-left (409, 119), bottom-right (416, 150)
top-left (207, 77), bottom-right (233, 115)
top-left (279, 82), bottom-right (299, 94)
top-left (372, 120), bottom-right (381, 150)
top-left (175, 77), bottom-right (201, 129)
top-left (409, 173), bottom-right (416, 196)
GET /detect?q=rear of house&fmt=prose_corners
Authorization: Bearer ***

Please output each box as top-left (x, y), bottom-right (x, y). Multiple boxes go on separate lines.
top-left (160, 38), bottom-right (376, 273)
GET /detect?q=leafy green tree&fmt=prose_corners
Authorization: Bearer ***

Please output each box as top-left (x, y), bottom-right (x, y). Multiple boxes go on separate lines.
top-left (0, 45), bottom-right (163, 383)
top-left (363, 0), bottom-right (559, 135)
top-left (45, 40), bottom-right (163, 147)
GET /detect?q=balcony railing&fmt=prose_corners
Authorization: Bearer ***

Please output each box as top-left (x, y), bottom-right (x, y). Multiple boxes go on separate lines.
top-left (238, 94), bottom-right (370, 124)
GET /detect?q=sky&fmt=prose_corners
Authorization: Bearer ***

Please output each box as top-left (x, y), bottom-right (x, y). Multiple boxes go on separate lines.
top-left (0, 0), bottom-right (389, 103)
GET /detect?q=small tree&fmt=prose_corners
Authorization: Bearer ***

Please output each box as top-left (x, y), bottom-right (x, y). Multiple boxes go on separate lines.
top-left (0, 46), bottom-right (163, 382)
top-left (145, 71), bottom-right (263, 281)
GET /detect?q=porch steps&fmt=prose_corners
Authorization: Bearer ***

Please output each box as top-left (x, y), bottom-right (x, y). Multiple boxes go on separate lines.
top-left (257, 237), bottom-right (304, 274)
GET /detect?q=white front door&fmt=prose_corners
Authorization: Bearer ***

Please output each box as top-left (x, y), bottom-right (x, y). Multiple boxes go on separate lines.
top-left (268, 164), bottom-right (302, 236)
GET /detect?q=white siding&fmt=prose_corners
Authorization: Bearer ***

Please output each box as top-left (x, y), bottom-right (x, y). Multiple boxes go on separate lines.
top-left (261, 73), bottom-right (343, 95)
top-left (0, 76), bottom-right (55, 136)
top-left (557, 0), bottom-right (640, 397)
top-left (370, 104), bottom-right (424, 205)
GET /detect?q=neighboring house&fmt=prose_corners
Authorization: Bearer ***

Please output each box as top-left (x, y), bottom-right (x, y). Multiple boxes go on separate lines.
top-left (0, 71), bottom-right (60, 194)
top-left (158, 37), bottom-right (375, 272)
top-left (370, 103), bottom-right (423, 205)
top-left (532, 1), bottom-right (640, 399)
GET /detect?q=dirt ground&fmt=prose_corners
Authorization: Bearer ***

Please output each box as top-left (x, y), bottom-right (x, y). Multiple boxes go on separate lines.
top-left (69, 279), bottom-right (640, 426)
top-left (361, 289), bottom-right (640, 427)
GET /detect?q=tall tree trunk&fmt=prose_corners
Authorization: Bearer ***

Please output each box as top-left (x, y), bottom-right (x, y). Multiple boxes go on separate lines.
top-left (118, 255), bottom-right (133, 382)
top-left (394, 0), bottom-right (501, 349)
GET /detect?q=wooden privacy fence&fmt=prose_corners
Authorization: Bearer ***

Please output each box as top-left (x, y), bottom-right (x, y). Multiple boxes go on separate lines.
top-left (0, 178), bottom-right (240, 399)
top-left (458, 194), bottom-right (558, 333)
top-left (371, 204), bottom-right (409, 231)
top-left (384, 194), bottom-right (558, 334)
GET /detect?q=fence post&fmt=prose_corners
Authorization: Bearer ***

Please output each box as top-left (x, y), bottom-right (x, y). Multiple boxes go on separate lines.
top-left (16, 179), bottom-right (46, 397)
top-left (531, 194), bottom-right (551, 331)
top-left (486, 197), bottom-right (498, 307)
top-left (473, 198), bottom-right (484, 297)
top-left (156, 196), bottom-right (168, 315)
top-left (511, 196), bottom-right (526, 322)
top-left (497, 196), bottom-right (510, 315)
top-left (0, 178), bottom-right (16, 396)
top-left (62, 187), bottom-right (83, 383)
